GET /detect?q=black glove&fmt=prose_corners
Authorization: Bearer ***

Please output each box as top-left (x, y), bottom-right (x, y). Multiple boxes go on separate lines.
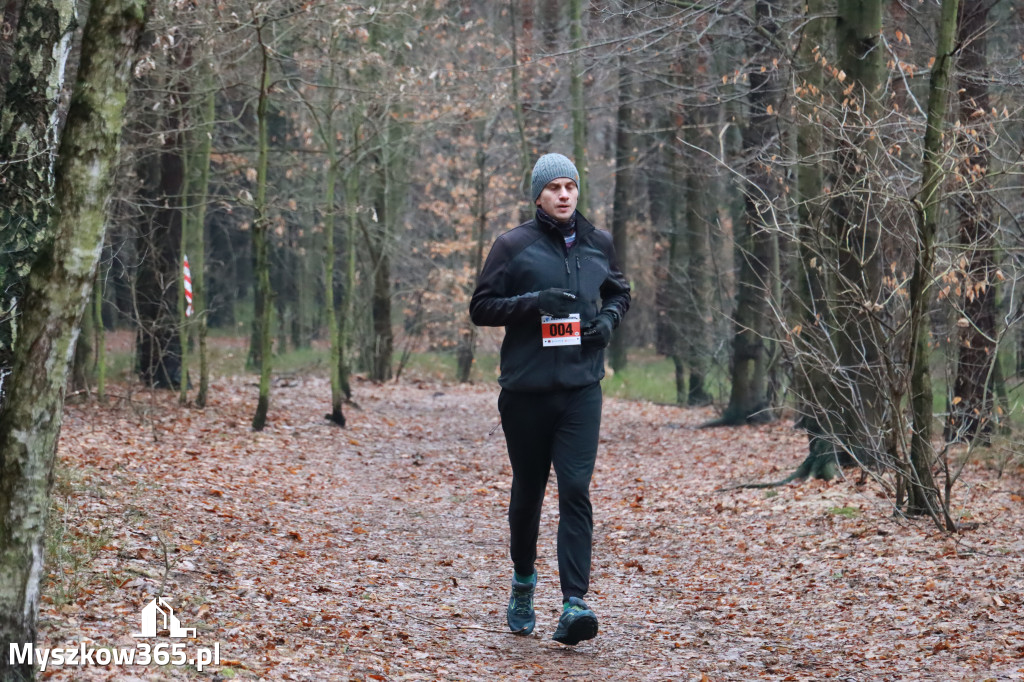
top-left (581, 312), bottom-right (615, 348)
top-left (538, 288), bottom-right (577, 317)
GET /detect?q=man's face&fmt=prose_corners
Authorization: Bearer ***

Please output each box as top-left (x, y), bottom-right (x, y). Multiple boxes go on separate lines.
top-left (535, 178), bottom-right (578, 222)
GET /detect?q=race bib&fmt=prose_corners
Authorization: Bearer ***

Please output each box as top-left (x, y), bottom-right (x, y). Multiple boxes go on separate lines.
top-left (541, 314), bottom-right (581, 347)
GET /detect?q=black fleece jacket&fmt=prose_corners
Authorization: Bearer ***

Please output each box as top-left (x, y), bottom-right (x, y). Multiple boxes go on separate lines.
top-left (469, 212), bottom-right (631, 392)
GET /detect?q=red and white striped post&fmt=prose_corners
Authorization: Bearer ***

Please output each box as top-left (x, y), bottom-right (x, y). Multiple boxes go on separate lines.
top-left (183, 255), bottom-right (193, 318)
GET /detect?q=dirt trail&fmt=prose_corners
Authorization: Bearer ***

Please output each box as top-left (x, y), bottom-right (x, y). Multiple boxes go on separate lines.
top-left (43, 376), bottom-right (1024, 680)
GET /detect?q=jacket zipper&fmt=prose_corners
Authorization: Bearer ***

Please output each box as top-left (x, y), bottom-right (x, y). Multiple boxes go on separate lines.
top-left (575, 255), bottom-right (581, 294)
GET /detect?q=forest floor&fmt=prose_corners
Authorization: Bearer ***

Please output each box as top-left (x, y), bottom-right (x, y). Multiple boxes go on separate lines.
top-left (38, 368), bottom-right (1024, 681)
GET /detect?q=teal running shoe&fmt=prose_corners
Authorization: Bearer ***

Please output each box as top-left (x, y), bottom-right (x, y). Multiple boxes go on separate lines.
top-left (506, 574), bottom-right (536, 635)
top-left (551, 596), bottom-right (598, 645)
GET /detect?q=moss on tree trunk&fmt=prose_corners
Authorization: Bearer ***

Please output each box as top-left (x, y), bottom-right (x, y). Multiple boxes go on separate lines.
top-left (0, 0), bottom-right (76, 385)
top-left (0, 1), bottom-right (145, 677)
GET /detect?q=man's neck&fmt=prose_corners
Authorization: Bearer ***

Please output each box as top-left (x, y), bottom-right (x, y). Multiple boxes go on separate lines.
top-left (536, 207), bottom-right (576, 234)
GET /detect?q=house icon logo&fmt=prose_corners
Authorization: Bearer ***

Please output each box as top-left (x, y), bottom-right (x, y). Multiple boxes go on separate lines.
top-left (132, 598), bottom-right (196, 638)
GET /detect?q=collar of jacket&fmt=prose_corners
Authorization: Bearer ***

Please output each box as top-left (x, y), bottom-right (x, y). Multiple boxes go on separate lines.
top-left (533, 209), bottom-right (596, 243)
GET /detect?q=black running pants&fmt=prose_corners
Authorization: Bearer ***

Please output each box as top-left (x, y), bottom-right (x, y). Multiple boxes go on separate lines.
top-left (498, 382), bottom-right (602, 601)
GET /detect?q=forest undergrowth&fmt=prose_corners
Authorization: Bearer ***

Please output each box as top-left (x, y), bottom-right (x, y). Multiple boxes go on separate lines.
top-left (41, 370), bottom-right (1024, 681)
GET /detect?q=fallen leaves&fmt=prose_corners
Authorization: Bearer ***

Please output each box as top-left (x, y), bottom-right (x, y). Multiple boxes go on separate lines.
top-left (38, 373), bottom-right (1024, 680)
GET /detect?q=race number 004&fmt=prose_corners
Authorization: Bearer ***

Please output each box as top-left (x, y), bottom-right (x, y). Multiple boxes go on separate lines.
top-left (541, 314), bottom-right (581, 347)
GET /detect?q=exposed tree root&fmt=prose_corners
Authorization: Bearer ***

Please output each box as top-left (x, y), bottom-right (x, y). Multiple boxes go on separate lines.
top-left (717, 451), bottom-right (842, 491)
top-left (700, 407), bottom-right (776, 429)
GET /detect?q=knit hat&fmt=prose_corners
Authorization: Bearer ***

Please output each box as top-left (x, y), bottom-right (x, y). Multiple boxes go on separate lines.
top-left (530, 153), bottom-right (580, 201)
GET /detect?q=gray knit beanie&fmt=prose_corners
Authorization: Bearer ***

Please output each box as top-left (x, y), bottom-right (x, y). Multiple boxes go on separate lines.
top-left (530, 153), bottom-right (580, 201)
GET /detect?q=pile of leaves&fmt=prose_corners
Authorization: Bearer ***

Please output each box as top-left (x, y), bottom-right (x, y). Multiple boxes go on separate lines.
top-left (41, 373), bottom-right (1024, 680)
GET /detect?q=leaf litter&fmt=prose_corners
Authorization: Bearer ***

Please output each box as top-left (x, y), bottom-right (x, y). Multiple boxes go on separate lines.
top-left (40, 374), bottom-right (1024, 680)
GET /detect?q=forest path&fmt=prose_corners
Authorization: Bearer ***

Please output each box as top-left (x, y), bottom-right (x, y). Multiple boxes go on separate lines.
top-left (46, 375), bottom-right (1024, 680)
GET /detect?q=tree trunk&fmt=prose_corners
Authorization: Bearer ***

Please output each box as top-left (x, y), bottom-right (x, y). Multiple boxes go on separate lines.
top-left (321, 92), bottom-right (346, 421)
top-left (324, 154), bottom-right (346, 423)
top-left (71, 286), bottom-right (94, 394)
top-left (457, 117), bottom-right (493, 383)
top-left (178, 128), bottom-right (192, 404)
top-left (0, 1), bottom-right (145, 677)
top-left (790, 0), bottom-right (841, 477)
top-left (368, 161), bottom-right (393, 382)
top-left (821, 0), bottom-right (886, 467)
top-left (721, 0), bottom-right (780, 426)
top-left (568, 0), bottom-right (588, 215)
top-left (650, 103), bottom-right (684, 401)
top-left (321, 39), bottom-right (345, 426)
top-left (134, 97), bottom-right (184, 390)
top-left (176, 50), bottom-right (212, 407)
top-left (509, 0), bottom-right (534, 223)
top-left (0, 0), bottom-right (76, 399)
top-left (906, 0), bottom-right (960, 524)
top-left (93, 270), bottom-right (107, 402)
top-left (339, 145), bottom-right (359, 399)
top-left (1017, 326), bottom-right (1024, 378)
top-left (190, 71), bottom-right (215, 408)
top-left (533, 1), bottom-right (560, 153)
top-left (609, 46), bottom-right (632, 372)
top-left (251, 16), bottom-right (273, 431)
top-left (683, 109), bottom-right (713, 407)
top-left (0, 0), bottom-right (27, 110)
top-left (661, 192), bottom-right (687, 404)
top-left (286, 198), bottom-right (314, 353)
top-left (361, 110), bottom-right (399, 385)
top-left (945, 0), bottom-right (997, 444)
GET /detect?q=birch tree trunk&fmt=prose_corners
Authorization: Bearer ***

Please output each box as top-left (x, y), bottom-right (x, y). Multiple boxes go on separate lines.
top-left (0, 1), bottom-right (145, 677)
top-left (0, 0), bottom-right (77, 400)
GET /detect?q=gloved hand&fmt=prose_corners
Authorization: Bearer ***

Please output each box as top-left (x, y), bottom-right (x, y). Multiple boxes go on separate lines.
top-left (581, 312), bottom-right (615, 348)
top-left (538, 288), bottom-right (577, 317)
